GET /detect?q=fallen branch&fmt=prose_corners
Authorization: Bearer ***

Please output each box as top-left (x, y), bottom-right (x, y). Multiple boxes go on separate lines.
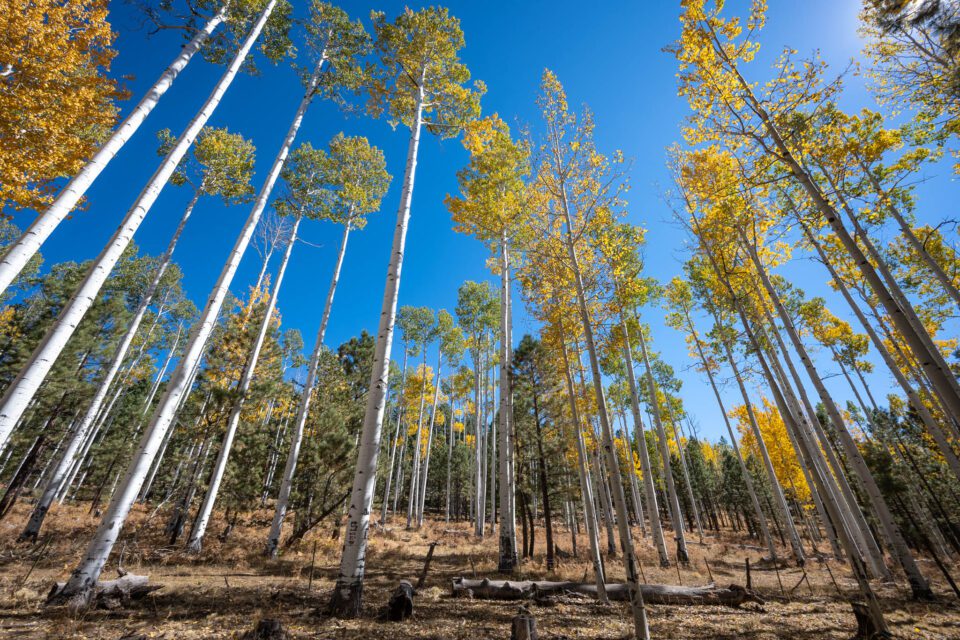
top-left (451, 578), bottom-right (764, 607)
top-left (47, 574), bottom-right (161, 609)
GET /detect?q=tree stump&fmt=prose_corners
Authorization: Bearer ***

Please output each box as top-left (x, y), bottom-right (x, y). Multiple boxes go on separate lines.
top-left (387, 581), bottom-right (415, 621)
top-left (242, 618), bottom-right (288, 640)
top-left (511, 606), bottom-right (537, 640)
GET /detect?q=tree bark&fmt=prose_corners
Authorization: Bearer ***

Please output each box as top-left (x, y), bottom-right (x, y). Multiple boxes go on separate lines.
top-left (189, 215), bottom-right (300, 553)
top-left (327, 80), bottom-right (424, 617)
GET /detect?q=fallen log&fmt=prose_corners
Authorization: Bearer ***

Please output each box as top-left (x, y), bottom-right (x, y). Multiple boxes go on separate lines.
top-left (451, 578), bottom-right (764, 607)
top-left (47, 574), bottom-right (161, 609)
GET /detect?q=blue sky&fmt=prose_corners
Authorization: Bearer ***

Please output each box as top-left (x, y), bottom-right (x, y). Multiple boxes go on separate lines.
top-left (11, 0), bottom-right (957, 442)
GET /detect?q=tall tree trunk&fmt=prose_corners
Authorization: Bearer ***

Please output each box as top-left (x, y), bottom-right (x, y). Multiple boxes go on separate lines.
top-left (558, 330), bottom-right (607, 602)
top-left (497, 233), bottom-right (518, 571)
top-left (532, 383), bottom-right (555, 570)
top-left (381, 346), bottom-right (407, 523)
top-left (328, 81), bottom-right (423, 617)
top-left (636, 329), bottom-right (689, 564)
top-left (0, 5), bottom-right (274, 454)
top-left (688, 304), bottom-right (791, 563)
top-left (797, 214), bottom-right (960, 481)
top-left (22, 186), bottom-right (199, 541)
top-left (671, 417), bottom-right (704, 543)
top-left (48, 2), bottom-right (318, 604)
top-left (619, 318), bottom-right (669, 566)
top-left (406, 351), bottom-right (430, 529)
top-left (742, 236), bottom-right (931, 597)
top-left (0, 7), bottom-right (226, 295)
top-left (416, 359), bottom-right (442, 526)
top-left (189, 215), bottom-right (300, 553)
top-left (265, 218), bottom-right (352, 556)
top-left (556, 183), bottom-right (649, 639)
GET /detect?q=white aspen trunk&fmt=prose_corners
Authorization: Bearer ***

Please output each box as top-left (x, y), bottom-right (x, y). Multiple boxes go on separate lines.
top-left (406, 352), bottom-right (430, 529)
top-left (558, 334), bottom-right (607, 602)
top-left (416, 356), bottom-right (442, 526)
top-left (22, 188), bottom-right (199, 540)
top-left (556, 183), bottom-right (648, 638)
top-left (623, 423), bottom-right (646, 534)
top-left (496, 233), bottom-right (518, 570)
top-left (743, 238), bottom-right (932, 598)
top-left (188, 216), bottom-right (300, 553)
top-left (0, 7), bottom-right (270, 453)
top-left (798, 219), bottom-right (960, 482)
top-left (49, 2), bottom-right (310, 603)
top-left (0, 8), bottom-right (227, 296)
top-left (708, 316), bottom-right (804, 564)
top-left (445, 398), bottom-right (453, 522)
top-left (756, 306), bottom-right (886, 576)
top-left (380, 346), bottom-right (407, 523)
top-left (472, 357), bottom-right (484, 536)
top-left (671, 417), bottom-right (704, 543)
top-left (592, 435), bottom-right (618, 556)
top-left (487, 363), bottom-right (497, 534)
top-left (738, 302), bottom-right (889, 629)
top-left (636, 329), bottom-right (689, 564)
top-left (619, 318), bottom-right (668, 566)
top-left (328, 83), bottom-right (423, 616)
top-left (263, 222), bottom-right (352, 556)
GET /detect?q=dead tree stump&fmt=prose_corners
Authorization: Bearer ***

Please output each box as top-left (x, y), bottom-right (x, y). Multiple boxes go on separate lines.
top-left (242, 618), bottom-right (288, 640)
top-left (511, 606), bottom-right (537, 640)
top-left (387, 581), bottom-right (415, 621)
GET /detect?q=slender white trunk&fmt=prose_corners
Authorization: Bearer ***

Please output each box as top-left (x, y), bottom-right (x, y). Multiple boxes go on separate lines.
top-left (636, 328), bottom-right (689, 564)
top-left (743, 237), bottom-right (931, 598)
top-left (188, 216), bottom-right (300, 553)
top-left (496, 233), bottom-right (518, 570)
top-left (0, 8), bottom-right (226, 296)
top-left (472, 357), bottom-right (484, 536)
top-left (264, 214), bottom-right (350, 550)
top-left (50, 3), bottom-right (307, 602)
top-left (556, 181), bottom-right (648, 638)
top-left (329, 83), bottom-right (423, 616)
top-left (406, 353), bottom-right (430, 529)
top-left (416, 365), bottom-right (441, 526)
top-left (619, 317), bottom-right (669, 566)
top-left (22, 189), bottom-right (199, 540)
top-left (710, 315), bottom-right (804, 563)
top-left (558, 334), bottom-right (607, 602)
top-left (0, 6), bottom-right (271, 453)
top-left (380, 346), bottom-right (407, 523)
top-left (444, 398), bottom-right (454, 522)
top-left (416, 355), bottom-right (442, 523)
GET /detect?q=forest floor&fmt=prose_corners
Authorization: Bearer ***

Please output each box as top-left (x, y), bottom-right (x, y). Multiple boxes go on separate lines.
top-left (1, 503), bottom-right (959, 639)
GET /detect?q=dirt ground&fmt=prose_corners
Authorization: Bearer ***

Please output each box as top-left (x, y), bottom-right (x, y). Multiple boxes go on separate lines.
top-left (1, 503), bottom-right (959, 639)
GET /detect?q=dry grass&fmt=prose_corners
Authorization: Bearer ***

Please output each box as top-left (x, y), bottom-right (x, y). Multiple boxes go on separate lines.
top-left (0, 502), bottom-right (958, 638)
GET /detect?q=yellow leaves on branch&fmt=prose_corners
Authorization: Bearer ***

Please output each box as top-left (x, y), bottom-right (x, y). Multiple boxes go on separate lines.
top-left (1, 0), bottom-right (124, 211)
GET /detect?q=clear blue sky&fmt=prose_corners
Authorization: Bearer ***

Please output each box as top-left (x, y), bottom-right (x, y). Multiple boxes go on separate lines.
top-left (12, 0), bottom-right (957, 442)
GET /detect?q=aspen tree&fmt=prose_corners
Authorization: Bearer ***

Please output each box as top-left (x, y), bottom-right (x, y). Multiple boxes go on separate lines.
top-left (329, 7), bottom-right (482, 615)
top-left (264, 134), bottom-right (389, 556)
top-left (0, 2), bottom-right (284, 454)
